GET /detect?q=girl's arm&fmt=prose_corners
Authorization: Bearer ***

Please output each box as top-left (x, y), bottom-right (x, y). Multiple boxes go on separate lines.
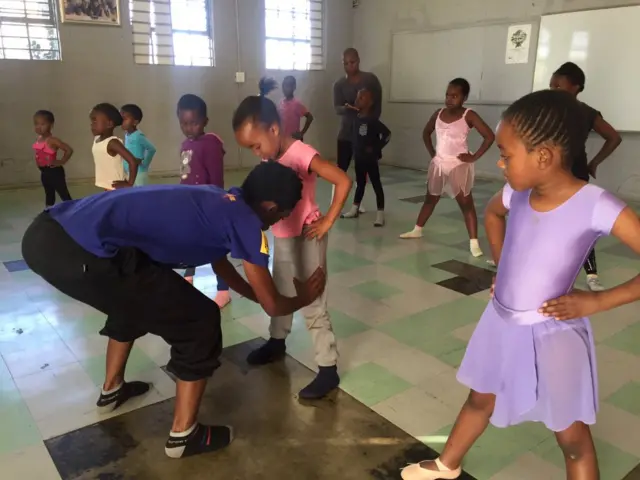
top-left (139, 134), bottom-right (157, 169)
top-left (378, 121), bottom-right (391, 149)
top-left (48, 137), bottom-right (73, 165)
top-left (484, 188), bottom-right (509, 265)
top-left (540, 206), bottom-right (640, 320)
top-left (467, 111), bottom-right (495, 161)
top-left (300, 111), bottom-right (314, 136)
top-left (423, 110), bottom-right (439, 158)
top-left (304, 156), bottom-right (353, 240)
top-left (108, 139), bottom-right (138, 187)
top-left (588, 115), bottom-right (622, 178)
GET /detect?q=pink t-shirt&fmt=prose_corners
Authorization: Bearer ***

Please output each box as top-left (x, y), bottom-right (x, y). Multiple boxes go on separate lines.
top-left (278, 98), bottom-right (308, 138)
top-left (269, 141), bottom-right (321, 238)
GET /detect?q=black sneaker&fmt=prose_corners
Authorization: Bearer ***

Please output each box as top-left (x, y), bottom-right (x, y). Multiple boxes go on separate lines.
top-left (246, 338), bottom-right (286, 366)
top-left (165, 423), bottom-right (233, 459)
top-left (298, 366), bottom-right (340, 400)
top-left (96, 381), bottom-right (151, 413)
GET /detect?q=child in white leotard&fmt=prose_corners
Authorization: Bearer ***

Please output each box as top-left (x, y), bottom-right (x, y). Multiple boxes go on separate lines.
top-left (90, 103), bottom-right (139, 190)
top-left (400, 78), bottom-right (494, 257)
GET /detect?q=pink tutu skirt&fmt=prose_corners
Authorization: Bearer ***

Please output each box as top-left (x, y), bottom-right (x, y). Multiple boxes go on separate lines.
top-left (426, 155), bottom-right (474, 198)
top-left (457, 300), bottom-right (598, 432)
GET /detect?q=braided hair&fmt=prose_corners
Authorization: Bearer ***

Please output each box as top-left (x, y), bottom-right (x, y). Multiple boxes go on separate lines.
top-left (232, 77), bottom-right (280, 130)
top-left (502, 89), bottom-right (585, 169)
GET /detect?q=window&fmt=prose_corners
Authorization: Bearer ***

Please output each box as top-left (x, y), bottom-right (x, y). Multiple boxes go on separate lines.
top-left (130, 0), bottom-right (213, 66)
top-left (0, 0), bottom-right (60, 60)
top-left (265, 0), bottom-right (323, 71)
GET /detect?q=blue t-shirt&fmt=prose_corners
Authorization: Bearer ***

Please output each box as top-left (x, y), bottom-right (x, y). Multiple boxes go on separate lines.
top-left (47, 185), bottom-right (269, 269)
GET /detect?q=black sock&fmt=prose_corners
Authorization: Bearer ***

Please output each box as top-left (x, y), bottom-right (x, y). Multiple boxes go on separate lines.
top-left (165, 423), bottom-right (233, 459)
top-left (246, 338), bottom-right (286, 365)
top-left (96, 381), bottom-right (150, 412)
top-left (299, 366), bottom-right (340, 400)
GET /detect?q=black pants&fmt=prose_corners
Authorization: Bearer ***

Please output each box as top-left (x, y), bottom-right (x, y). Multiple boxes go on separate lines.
top-left (337, 139), bottom-right (353, 172)
top-left (573, 169), bottom-right (598, 276)
top-left (22, 213), bottom-right (222, 382)
top-left (39, 166), bottom-right (72, 207)
top-left (354, 155), bottom-right (384, 210)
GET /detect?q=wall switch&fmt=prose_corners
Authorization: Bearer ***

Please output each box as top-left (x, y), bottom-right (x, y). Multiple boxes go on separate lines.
top-left (235, 72), bottom-right (245, 83)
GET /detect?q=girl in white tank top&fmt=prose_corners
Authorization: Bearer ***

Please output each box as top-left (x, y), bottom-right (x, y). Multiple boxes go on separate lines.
top-left (90, 103), bottom-right (140, 190)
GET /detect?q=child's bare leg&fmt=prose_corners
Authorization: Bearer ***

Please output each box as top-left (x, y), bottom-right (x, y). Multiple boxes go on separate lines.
top-left (399, 194), bottom-right (440, 239)
top-left (555, 422), bottom-right (599, 480)
top-left (455, 192), bottom-right (482, 257)
top-left (420, 391), bottom-right (495, 472)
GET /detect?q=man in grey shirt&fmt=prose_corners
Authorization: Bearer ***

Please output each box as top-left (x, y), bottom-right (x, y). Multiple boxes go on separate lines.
top-left (333, 48), bottom-right (383, 173)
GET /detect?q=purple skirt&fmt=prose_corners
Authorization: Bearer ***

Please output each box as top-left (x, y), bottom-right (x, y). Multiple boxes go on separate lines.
top-left (457, 300), bottom-right (598, 432)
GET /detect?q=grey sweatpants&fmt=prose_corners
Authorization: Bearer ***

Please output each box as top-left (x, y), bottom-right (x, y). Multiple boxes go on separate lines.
top-left (270, 235), bottom-right (338, 367)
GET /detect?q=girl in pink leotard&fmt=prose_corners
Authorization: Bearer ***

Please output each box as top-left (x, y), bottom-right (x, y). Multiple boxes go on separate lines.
top-left (400, 78), bottom-right (494, 258)
top-left (33, 110), bottom-right (74, 208)
top-left (401, 90), bottom-right (640, 480)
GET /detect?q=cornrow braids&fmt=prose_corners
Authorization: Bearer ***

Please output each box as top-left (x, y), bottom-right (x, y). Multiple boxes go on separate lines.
top-left (502, 90), bottom-right (586, 169)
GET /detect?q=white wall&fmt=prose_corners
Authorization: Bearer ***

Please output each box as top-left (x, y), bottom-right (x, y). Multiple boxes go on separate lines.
top-left (0, 0), bottom-right (353, 186)
top-left (353, 0), bottom-right (640, 199)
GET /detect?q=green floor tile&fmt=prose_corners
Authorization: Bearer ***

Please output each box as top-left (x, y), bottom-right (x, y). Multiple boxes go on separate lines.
top-left (605, 381), bottom-right (640, 416)
top-left (329, 309), bottom-right (369, 339)
top-left (378, 297), bottom-right (485, 349)
top-left (326, 249), bottom-right (372, 274)
top-left (228, 298), bottom-right (263, 319)
top-left (340, 362), bottom-right (411, 406)
top-left (0, 402), bottom-right (42, 455)
top-left (603, 322), bottom-right (640, 355)
top-left (80, 347), bottom-right (157, 386)
top-left (383, 250), bottom-right (462, 283)
top-left (350, 280), bottom-right (402, 301)
top-left (533, 435), bottom-right (639, 479)
top-left (221, 320), bottom-right (257, 348)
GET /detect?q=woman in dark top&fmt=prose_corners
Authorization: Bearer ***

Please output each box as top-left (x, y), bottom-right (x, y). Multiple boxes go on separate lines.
top-left (550, 62), bottom-right (622, 291)
top-left (333, 48), bottom-right (382, 212)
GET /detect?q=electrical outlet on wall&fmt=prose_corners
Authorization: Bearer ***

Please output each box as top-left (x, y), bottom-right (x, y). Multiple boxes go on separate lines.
top-left (352, 0), bottom-right (359, 7)
top-left (235, 72), bottom-right (246, 83)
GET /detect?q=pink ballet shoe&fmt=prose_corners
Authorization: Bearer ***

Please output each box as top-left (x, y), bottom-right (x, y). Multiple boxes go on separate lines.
top-left (214, 290), bottom-right (231, 309)
top-left (401, 458), bottom-right (461, 480)
top-left (184, 276), bottom-right (194, 285)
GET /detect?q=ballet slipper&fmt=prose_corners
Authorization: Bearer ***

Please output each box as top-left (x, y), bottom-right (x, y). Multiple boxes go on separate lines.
top-left (184, 276), bottom-right (194, 285)
top-left (401, 458), bottom-right (462, 480)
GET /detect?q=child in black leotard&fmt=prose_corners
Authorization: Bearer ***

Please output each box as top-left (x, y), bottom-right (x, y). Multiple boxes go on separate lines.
top-left (550, 62), bottom-right (622, 291)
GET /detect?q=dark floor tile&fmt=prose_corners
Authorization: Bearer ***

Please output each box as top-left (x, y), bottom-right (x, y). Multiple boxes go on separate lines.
top-left (3, 259), bottom-right (30, 272)
top-left (400, 195), bottom-right (427, 204)
top-left (437, 275), bottom-right (492, 295)
top-left (46, 341), bottom-right (477, 480)
top-left (624, 463), bottom-right (640, 480)
top-left (432, 259), bottom-right (494, 280)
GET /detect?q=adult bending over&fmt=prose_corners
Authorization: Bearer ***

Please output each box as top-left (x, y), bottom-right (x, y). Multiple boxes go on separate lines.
top-left (21, 162), bottom-right (325, 459)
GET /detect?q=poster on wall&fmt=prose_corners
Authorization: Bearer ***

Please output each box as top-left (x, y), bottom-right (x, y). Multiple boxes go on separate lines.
top-left (59, 0), bottom-right (121, 25)
top-left (505, 24), bottom-right (532, 64)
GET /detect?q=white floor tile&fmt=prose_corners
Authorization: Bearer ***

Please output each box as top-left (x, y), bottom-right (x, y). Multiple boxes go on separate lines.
top-left (337, 330), bottom-right (410, 372)
top-left (135, 334), bottom-right (171, 367)
top-left (373, 347), bottom-right (451, 385)
top-left (373, 387), bottom-right (458, 442)
top-left (417, 368), bottom-right (470, 410)
top-left (0, 443), bottom-right (62, 479)
top-left (14, 363), bottom-right (98, 421)
top-left (592, 403), bottom-right (640, 457)
top-left (64, 333), bottom-right (108, 361)
top-left (3, 339), bottom-right (76, 378)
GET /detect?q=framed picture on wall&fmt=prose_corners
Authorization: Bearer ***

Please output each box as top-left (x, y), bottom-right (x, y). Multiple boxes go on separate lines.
top-left (59, 0), bottom-right (121, 25)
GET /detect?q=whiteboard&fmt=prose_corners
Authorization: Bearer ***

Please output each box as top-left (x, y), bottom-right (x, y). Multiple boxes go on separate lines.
top-left (390, 23), bottom-right (539, 104)
top-left (533, 6), bottom-right (640, 132)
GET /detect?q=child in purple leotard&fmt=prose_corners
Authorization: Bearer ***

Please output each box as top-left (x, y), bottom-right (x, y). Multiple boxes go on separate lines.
top-left (402, 90), bottom-right (640, 480)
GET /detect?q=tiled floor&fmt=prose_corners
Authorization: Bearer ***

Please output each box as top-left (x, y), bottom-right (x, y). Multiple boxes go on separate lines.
top-left (1, 167), bottom-right (640, 479)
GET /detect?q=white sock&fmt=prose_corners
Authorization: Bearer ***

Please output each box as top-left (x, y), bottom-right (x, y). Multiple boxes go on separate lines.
top-left (374, 210), bottom-right (385, 226)
top-left (342, 204), bottom-right (359, 218)
top-left (470, 239), bottom-right (483, 257)
top-left (399, 225), bottom-right (423, 239)
top-left (101, 382), bottom-right (123, 395)
top-left (169, 422), bottom-right (197, 438)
